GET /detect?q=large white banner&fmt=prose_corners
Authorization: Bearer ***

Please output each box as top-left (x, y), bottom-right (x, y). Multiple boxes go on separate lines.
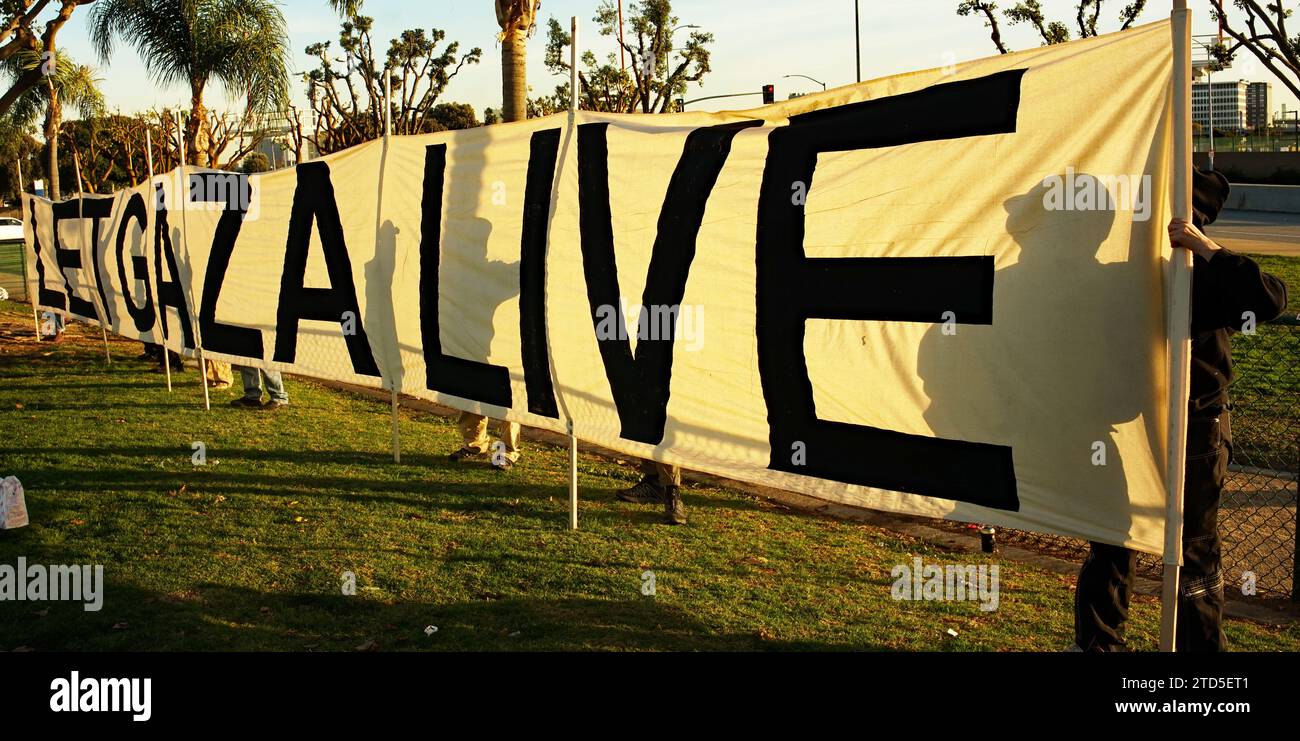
top-left (25, 21), bottom-right (1178, 553)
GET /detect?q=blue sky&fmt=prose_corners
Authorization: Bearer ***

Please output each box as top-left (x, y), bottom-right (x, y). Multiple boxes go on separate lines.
top-left (53, 0), bottom-right (1293, 118)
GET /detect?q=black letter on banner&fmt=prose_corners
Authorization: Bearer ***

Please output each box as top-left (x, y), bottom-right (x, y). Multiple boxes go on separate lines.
top-left (27, 197), bottom-right (66, 311)
top-left (577, 119), bottom-right (761, 444)
top-left (51, 199), bottom-right (111, 319)
top-left (418, 143), bottom-right (511, 406)
top-left (273, 162), bottom-right (380, 376)
top-left (519, 128), bottom-right (560, 418)
top-left (154, 184), bottom-right (197, 349)
top-left (83, 198), bottom-right (116, 327)
top-left (115, 192), bottom-right (155, 332)
top-left (196, 173), bottom-right (263, 358)
top-left (756, 71), bottom-right (1023, 511)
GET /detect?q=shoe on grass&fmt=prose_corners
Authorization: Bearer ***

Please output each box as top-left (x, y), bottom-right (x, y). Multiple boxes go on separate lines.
top-left (448, 446), bottom-right (483, 462)
top-left (262, 400), bottom-right (288, 410)
top-left (663, 485), bottom-right (686, 525)
top-left (617, 476), bottom-right (664, 504)
top-left (230, 397), bottom-right (263, 408)
top-left (491, 457), bottom-right (515, 471)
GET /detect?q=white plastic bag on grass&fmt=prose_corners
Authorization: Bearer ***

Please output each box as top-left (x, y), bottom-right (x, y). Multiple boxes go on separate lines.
top-left (0, 476), bottom-right (29, 529)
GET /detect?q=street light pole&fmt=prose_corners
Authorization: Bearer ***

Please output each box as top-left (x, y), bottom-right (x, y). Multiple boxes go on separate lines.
top-left (854, 0), bottom-right (861, 82)
top-left (783, 74), bottom-right (827, 91)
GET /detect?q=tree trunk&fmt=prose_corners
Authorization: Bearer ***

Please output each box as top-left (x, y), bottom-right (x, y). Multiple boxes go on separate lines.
top-left (188, 83), bottom-right (210, 167)
top-left (501, 28), bottom-right (527, 122)
top-left (44, 85), bottom-right (61, 201)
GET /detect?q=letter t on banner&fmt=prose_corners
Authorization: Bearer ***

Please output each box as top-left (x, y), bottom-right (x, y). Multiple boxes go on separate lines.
top-left (73, 150), bottom-right (113, 365)
top-left (1161, 0), bottom-right (1194, 654)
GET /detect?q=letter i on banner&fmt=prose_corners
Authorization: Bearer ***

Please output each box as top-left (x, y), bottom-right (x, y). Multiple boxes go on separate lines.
top-left (145, 128), bottom-right (171, 392)
top-left (1162, 0), bottom-right (1195, 653)
top-left (73, 150), bottom-right (112, 364)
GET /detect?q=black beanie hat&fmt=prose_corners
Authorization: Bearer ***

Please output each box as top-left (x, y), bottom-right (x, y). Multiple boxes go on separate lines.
top-left (1192, 166), bottom-right (1230, 228)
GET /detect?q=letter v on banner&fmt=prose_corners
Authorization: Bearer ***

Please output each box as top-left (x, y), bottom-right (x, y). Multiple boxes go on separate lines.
top-left (576, 119), bottom-right (762, 444)
top-left (756, 70), bottom-right (1023, 512)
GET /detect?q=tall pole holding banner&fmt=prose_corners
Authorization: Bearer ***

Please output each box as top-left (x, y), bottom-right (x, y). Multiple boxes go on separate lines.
top-left (1162, 0), bottom-right (1194, 653)
top-left (73, 150), bottom-right (112, 364)
top-left (145, 128), bottom-right (171, 392)
top-left (383, 69), bottom-right (401, 464)
top-left (567, 16), bottom-right (580, 531)
top-left (176, 111), bottom-right (210, 411)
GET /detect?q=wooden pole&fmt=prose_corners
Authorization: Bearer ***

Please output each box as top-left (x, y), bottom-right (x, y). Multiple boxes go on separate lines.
top-left (381, 70), bottom-right (400, 462)
top-left (568, 420), bottom-right (578, 531)
top-left (568, 16), bottom-right (580, 531)
top-left (73, 150), bottom-right (112, 364)
top-left (384, 72), bottom-right (392, 138)
top-left (145, 128), bottom-right (171, 392)
top-left (379, 70), bottom-right (397, 462)
top-left (17, 157), bottom-right (41, 340)
top-left (570, 17), bottom-right (579, 114)
top-left (1161, 0), bottom-right (1194, 653)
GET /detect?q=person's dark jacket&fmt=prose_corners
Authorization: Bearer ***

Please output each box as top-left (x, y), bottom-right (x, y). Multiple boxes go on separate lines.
top-left (1188, 168), bottom-right (1289, 415)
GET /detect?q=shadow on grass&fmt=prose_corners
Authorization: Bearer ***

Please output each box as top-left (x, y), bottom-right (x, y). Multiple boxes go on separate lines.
top-left (0, 445), bottom-right (759, 517)
top-left (4, 578), bottom-right (867, 652)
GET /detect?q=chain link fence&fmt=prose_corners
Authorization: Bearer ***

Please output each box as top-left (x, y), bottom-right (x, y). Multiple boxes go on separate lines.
top-left (0, 240), bottom-right (26, 302)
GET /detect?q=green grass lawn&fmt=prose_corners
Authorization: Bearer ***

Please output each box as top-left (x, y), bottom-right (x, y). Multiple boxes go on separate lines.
top-left (1249, 254), bottom-right (1300, 314)
top-left (0, 299), bottom-right (1296, 651)
top-left (1227, 254), bottom-right (1298, 471)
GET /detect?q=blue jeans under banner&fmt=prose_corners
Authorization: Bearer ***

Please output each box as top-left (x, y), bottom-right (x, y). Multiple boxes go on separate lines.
top-left (238, 366), bottom-right (288, 404)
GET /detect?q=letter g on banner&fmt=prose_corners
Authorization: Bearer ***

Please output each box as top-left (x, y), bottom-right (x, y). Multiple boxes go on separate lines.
top-left (755, 71), bottom-right (1024, 511)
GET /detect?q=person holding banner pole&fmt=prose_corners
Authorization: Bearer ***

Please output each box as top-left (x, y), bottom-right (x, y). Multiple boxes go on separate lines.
top-left (446, 13), bottom-right (535, 474)
top-left (1074, 167), bottom-right (1288, 652)
top-left (617, 460), bottom-right (686, 525)
top-left (230, 366), bottom-right (289, 409)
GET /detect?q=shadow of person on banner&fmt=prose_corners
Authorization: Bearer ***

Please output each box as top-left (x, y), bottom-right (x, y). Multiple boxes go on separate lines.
top-left (915, 172), bottom-right (1164, 541)
top-left (438, 214), bottom-right (519, 362)
top-left (365, 218), bottom-right (403, 391)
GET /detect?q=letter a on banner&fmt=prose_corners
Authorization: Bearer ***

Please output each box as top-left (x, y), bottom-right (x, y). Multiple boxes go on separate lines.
top-left (274, 162), bottom-right (381, 376)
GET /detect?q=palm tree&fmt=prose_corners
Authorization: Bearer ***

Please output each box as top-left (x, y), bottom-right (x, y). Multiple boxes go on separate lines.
top-left (496, 0), bottom-right (539, 123)
top-left (87, 0), bottom-right (290, 167)
top-left (5, 49), bottom-right (105, 200)
top-left (327, 0), bottom-right (363, 16)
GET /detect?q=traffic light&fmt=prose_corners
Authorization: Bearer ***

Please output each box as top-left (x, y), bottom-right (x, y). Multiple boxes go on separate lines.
top-left (762, 84), bottom-right (775, 105)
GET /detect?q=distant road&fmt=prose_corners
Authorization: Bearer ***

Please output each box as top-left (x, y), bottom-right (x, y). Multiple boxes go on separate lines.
top-left (1207, 210), bottom-right (1300, 257)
